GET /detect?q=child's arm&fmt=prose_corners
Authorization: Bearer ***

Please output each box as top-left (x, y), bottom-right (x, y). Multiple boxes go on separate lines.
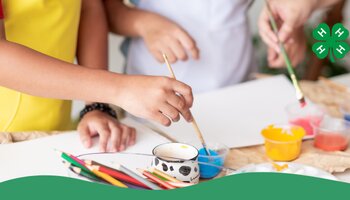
top-left (104, 0), bottom-right (199, 63)
top-left (0, 2), bottom-right (4, 39)
top-left (77, 0), bottom-right (108, 70)
top-left (0, 20), bottom-right (193, 129)
top-left (76, 0), bottom-right (136, 152)
top-left (0, 40), bottom-right (193, 125)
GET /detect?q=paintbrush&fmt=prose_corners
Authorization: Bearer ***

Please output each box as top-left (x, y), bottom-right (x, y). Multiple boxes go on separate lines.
top-left (265, 1), bottom-right (306, 107)
top-left (162, 53), bottom-right (211, 156)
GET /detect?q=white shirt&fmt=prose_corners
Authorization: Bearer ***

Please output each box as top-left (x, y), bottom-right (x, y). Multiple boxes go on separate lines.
top-left (125, 0), bottom-right (256, 93)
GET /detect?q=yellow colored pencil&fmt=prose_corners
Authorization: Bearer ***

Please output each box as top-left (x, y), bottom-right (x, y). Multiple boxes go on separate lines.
top-left (87, 165), bottom-right (128, 188)
top-left (149, 167), bottom-right (182, 183)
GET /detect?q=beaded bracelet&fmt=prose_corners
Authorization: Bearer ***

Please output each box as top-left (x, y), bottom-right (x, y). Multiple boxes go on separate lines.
top-left (79, 103), bottom-right (117, 120)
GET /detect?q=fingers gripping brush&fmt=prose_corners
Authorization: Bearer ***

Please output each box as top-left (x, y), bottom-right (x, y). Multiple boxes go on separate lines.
top-left (265, 1), bottom-right (306, 107)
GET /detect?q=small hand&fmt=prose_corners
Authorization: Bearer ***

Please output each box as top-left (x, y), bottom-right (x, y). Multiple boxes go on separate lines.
top-left (139, 13), bottom-right (199, 63)
top-left (77, 110), bottom-right (136, 152)
top-left (116, 75), bottom-right (193, 127)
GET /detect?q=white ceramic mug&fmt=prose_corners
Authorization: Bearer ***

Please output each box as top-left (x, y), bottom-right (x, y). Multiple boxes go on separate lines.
top-left (152, 143), bottom-right (200, 183)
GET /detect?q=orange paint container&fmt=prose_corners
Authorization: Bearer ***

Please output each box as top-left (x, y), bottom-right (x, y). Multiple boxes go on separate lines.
top-left (261, 124), bottom-right (305, 161)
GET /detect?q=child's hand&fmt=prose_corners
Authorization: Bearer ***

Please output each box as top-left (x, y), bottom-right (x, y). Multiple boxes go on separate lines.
top-left (267, 28), bottom-right (306, 68)
top-left (138, 13), bottom-right (199, 63)
top-left (77, 110), bottom-right (136, 152)
top-left (116, 75), bottom-right (193, 126)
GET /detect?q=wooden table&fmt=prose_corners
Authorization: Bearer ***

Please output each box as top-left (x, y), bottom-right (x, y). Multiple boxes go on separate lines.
top-left (2, 74), bottom-right (350, 183)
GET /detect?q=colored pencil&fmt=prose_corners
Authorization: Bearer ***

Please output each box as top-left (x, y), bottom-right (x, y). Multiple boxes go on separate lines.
top-left (264, 1), bottom-right (306, 107)
top-left (87, 165), bottom-right (128, 188)
top-left (137, 169), bottom-right (176, 190)
top-left (70, 165), bottom-right (105, 183)
top-left (114, 163), bottom-right (162, 190)
top-left (162, 53), bottom-right (211, 155)
top-left (64, 161), bottom-right (145, 189)
top-left (151, 172), bottom-right (168, 181)
top-left (166, 181), bottom-right (194, 188)
top-left (62, 161), bottom-right (101, 182)
top-left (149, 167), bottom-right (182, 183)
top-left (56, 150), bottom-right (91, 173)
top-left (84, 160), bottom-right (149, 189)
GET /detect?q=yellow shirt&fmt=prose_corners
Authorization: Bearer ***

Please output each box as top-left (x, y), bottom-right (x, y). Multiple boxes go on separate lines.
top-left (0, 0), bottom-right (81, 131)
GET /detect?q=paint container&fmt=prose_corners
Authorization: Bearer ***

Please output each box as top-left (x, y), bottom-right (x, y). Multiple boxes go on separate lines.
top-left (152, 143), bottom-right (200, 183)
top-left (195, 142), bottom-right (229, 179)
top-left (340, 100), bottom-right (350, 122)
top-left (285, 102), bottom-right (324, 136)
top-left (312, 115), bottom-right (350, 151)
top-left (261, 124), bottom-right (305, 161)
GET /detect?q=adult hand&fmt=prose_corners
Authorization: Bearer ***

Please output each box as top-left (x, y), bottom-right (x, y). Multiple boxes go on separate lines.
top-left (267, 28), bottom-right (307, 68)
top-left (259, 0), bottom-right (315, 52)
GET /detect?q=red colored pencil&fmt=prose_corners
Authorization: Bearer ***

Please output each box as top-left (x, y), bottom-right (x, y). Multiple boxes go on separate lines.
top-left (84, 160), bottom-right (149, 189)
top-left (137, 168), bottom-right (176, 190)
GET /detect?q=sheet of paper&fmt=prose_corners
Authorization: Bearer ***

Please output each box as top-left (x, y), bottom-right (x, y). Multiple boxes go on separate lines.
top-left (149, 75), bottom-right (296, 148)
top-left (0, 118), bottom-right (170, 182)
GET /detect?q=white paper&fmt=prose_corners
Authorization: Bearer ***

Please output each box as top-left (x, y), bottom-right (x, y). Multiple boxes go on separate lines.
top-left (0, 118), bottom-right (170, 182)
top-left (149, 75), bottom-right (296, 148)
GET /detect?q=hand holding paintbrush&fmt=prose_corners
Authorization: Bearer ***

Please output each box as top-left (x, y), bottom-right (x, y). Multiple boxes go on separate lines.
top-left (162, 53), bottom-right (211, 155)
top-left (264, 0), bottom-right (306, 107)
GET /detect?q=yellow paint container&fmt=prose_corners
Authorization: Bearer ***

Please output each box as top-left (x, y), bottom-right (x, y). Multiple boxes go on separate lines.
top-left (261, 124), bottom-right (305, 161)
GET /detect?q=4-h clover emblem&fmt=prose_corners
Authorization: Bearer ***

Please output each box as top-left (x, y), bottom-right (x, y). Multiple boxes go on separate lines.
top-left (312, 23), bottom-right (349, 63)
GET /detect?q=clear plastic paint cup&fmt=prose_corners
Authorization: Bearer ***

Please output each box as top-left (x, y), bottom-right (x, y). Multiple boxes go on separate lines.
top-left (261, 124), bottom-right (305, 161)
top-left (285, 102), bottom-right (324, 136)
top-left (340, 98), bottom-right (350, 122)
top-left (189, 141), bottom-right (229, 179)
top-left (312, 115), bottom-right (350, 151)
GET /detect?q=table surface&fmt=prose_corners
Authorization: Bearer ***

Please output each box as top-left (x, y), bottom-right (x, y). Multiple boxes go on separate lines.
top-left (317, 74), bottom-right (350, 182)
top-left (222, 74), bottom-right (350, 183)
top-left (2, 74), bottom-right (350, 183)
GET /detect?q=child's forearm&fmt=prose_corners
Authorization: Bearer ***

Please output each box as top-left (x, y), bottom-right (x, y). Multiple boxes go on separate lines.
top-left (77, 0), bottom-right (108, 70)
top-left (104, 0), bottom-right (152, 37)
top-left (0, 40), bottom-right (122, 105)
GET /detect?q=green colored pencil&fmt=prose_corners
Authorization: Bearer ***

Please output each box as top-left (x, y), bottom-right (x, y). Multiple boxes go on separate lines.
top-left (55, 150), bottom-right (93, 176)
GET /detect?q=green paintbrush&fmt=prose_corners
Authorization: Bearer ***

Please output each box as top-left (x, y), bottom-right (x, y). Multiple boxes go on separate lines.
top-left (265, 1), bottom-right (306, 107)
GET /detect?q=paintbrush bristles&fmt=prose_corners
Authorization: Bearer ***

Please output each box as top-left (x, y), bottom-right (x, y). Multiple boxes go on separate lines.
top-left (264, 0), bottom-right (306, 106)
